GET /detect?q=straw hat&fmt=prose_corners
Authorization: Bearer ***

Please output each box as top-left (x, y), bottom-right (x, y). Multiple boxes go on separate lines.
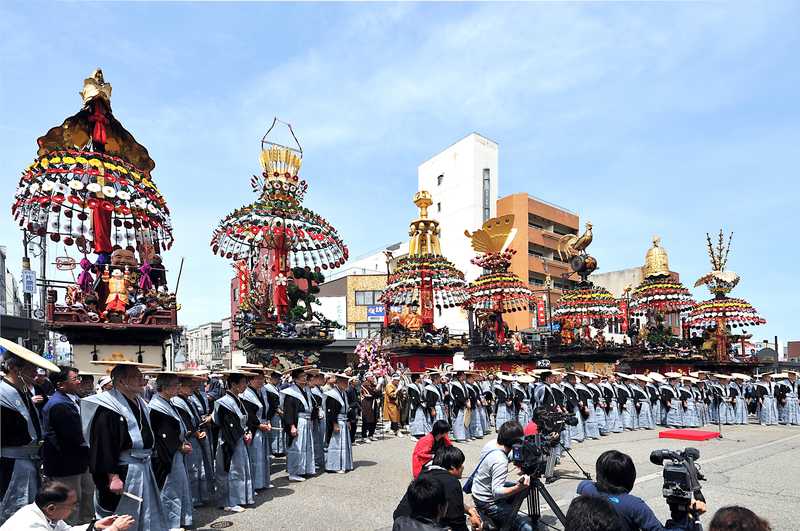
top-left (219, 369), bottom-right (258, 377)
top-left (730, 372), bottom-right (751, 381)
top-left (664, 372), bottom-right (682, 379)
top-left (772, 372), bottom-right (789, 379)
top-left (634, 374), bottom-right (651, 383)
top-left (282, 365), bottom-right (316, 377)
top-left (714, 374), bottom-right (732, 380)
top-left (517, 375), bottom-right (535, 384)
top-left (498, 373), bottom-right (515, 382)
top-left (0, 337), bottom-right (60, 373)
top-left (648, 372), bottom-right (666, 383)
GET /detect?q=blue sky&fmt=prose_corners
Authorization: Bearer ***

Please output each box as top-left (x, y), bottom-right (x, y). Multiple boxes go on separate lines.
top-left (1, 2), bottom-right (798, 348)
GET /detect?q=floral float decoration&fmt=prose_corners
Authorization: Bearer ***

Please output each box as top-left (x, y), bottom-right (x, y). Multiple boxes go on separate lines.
top-left (630, 236), bottom-right (695, 315)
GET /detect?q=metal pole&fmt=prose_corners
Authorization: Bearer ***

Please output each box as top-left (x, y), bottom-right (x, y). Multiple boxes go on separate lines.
top-left (38, 236), bottom-right (46, 315)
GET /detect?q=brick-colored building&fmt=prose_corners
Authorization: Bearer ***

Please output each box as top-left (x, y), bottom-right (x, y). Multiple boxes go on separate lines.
top-left (496, 193), bottom-right (580, 332)
top-left (318, 273), bottom-right (388, 339)
top-left (787, 341), bottom-right (800, 360)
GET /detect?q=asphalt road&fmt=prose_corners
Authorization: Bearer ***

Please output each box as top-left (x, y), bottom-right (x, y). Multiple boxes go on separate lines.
top-left (193, 423), bottom-right (800, 530)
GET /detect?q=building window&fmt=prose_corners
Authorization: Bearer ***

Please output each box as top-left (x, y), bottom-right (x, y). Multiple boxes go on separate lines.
top-left (354, 322), bottom-right (382, 338)
top-left (528, 271), bottom-right (545, 286)
top-left (437, 202), bottom-right (441, 213)
top-left (482, 169), bottom-right (491, 221)
top-left (437, 174), bottom-right (444, 186)
top-left (354, 290), bottom-right (382, 306)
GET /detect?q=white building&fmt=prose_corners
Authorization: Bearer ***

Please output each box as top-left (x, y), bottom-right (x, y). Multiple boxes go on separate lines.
top-left (417, 132), bottom-right (499, 332)
top-left (185, 321), bottom-right (222, 368)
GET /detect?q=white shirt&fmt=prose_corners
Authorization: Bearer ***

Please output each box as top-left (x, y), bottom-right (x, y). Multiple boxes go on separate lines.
top-left (0, 503), bottom-right (90, 531)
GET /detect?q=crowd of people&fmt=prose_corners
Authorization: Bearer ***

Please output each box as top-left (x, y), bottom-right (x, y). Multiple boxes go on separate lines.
top-left (2, 337), bottom-right (795, 531)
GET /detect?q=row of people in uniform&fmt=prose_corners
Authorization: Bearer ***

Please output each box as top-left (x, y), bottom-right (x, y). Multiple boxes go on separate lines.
top-left (0, 347), bottom-right (357, 531)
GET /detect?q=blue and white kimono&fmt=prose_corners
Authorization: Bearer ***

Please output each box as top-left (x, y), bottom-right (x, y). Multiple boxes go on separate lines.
top-left (729, 382), bottom-right (748, 425)
top-left (494, 383), bottom-right (515, 429)
top-left (576, 383), bottom-right (600, 439)
top-left (149, 394), bottom-right (193, 529)
top-left (449, 380), bottom-right (469, 441)
top-left (615, 383), bottom-right (635, 430)
top-left (779, 379), bottom-right (800, 425)
top-left (600, 382), bottom-right (623, 433)
top-left (281, 385), bottom-right (316, 477)
top-left (468, 383), bottom-right (484, 439)
top-left (716, 384), bottom-right (735, 425)
top-left (631, 384), bottom-right (654, 430)
top-left (263, 383), bottom-right (286, 455)
top-left (478, 380), bottom-right (492, 433)
top-left (587, 383), bottom-right (607, 435)
top-left (693, 386), bottom-right (708, 426)
top-left (516, 383), bottom-right (533, 428)
top-left (240, 387), bottom-right (270, 490)
top-left (646, 382), bottom-right (662, 427)
top-left (323, 388), bottom-right (353, 472)
top-left (171, 395), bottom-right (212, 507)
top-left (660, 385), bottom-right (684, 427)
top-left (408, 382), bottom-right (429, 437)
top-left (212, 393), bottom-right (254, 508)
top-left (679, 386), bottom-right (700, 428)
top-left (310, 386), bottom-right (326, 471)
top-left (0, 380), bottom-right (41, 525)
top-left (756, 381), bottom-right (779, 426)
top-left (81, 389), bottom-right (167, 531)
top-left (562, 382), bottom-right (584, 442)
top-left (187, 390), bottom-right (216, 500)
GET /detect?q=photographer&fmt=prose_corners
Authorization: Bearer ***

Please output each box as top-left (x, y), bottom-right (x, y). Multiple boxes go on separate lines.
top-left (577, 450), bottom-right (705, 531)
top-left (470, 421), bottom-right (533, 531)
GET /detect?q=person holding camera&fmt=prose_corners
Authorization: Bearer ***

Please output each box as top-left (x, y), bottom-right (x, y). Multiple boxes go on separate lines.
top-left (577, 450), bottom-right (705, 531)
top-left (469, 421), bottom-right (533, 531)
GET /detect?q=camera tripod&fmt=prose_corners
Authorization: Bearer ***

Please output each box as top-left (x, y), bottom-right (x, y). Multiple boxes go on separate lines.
top-left (551, 441), bottom-right (592, 482)
top-left (502, 477), bottom-right (566, 531)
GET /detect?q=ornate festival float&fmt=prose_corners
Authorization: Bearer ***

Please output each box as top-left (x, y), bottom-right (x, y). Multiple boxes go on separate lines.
top-left (210, 119), bottom-right (348, 369)
top-left (378, 191), bottom-right (469, 370)
top-left (461, 215), bottom-right (538, 367)
top-left (685, 231), bottom-right (766, 363)
top-left (10, 69), bottom-right (179, 371)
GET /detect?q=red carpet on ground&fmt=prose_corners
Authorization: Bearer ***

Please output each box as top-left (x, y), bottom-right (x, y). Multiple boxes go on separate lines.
top-left (658, 429), bottom-right (720, 441)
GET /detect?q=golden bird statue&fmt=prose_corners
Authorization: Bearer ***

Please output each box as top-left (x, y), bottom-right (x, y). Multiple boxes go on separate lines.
top-left (557, 221), bottom-right (593, 260)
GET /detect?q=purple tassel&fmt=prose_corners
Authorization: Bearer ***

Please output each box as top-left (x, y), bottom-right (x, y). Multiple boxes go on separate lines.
top-left (77, 257), bottom-right (94, 293)
top-left (139, 262), bottom-right (153, 291)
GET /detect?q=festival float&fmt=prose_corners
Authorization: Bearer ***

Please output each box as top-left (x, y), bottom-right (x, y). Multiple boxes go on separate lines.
top-left (461, 215), bottom-right (539, 368)
top-left (378, 191), bottom-right (468, 370)
top-left (210, 119), bottom-right (348, 370)
top-left (10, 69), bottom-right (179, 371)
top-left (686, 231), bottom-right (766, 362)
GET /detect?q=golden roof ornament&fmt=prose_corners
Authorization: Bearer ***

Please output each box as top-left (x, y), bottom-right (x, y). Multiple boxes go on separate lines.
top-left (408, 191), bottom-right (442, 256)
top-left (643, 235), bottom-right (671, 278)
top-left (80, 68), bottom-right (112, 105)
top-left (465, 215), bottom-right (517, 254)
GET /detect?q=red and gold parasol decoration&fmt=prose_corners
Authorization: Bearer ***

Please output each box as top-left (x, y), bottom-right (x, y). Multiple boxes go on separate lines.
top-left (210, 119), bottom-right (348, 321)
top-left (380, 191), bottom-right (468, 324)
top-left (630, 236), bottom-right (694, 315)
top-left (11, 69), bottom-right (173, 257)
top-left (686, 230), bottom-right (765, 331)
top-left (463, 215), bottom-right (536, 313)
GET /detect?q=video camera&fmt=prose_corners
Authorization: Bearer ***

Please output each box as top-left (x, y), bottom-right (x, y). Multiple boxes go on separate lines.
top-left (510, 408), bottom-right (578, 476)
top-left (650, 448), bottom-right (706, 522)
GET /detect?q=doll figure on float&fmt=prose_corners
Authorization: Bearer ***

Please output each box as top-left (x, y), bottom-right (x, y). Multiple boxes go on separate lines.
top-left (101, 266), bottom-right (131, 322)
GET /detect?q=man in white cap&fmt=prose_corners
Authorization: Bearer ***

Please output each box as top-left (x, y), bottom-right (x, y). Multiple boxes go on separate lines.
top-left (778, 371), bottom-right (799, 426)
top-left (0, 338), bottom-right (60, 524)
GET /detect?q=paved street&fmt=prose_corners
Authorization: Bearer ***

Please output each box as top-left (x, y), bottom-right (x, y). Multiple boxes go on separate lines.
top-left (194, 424), bottom-right (800, 530)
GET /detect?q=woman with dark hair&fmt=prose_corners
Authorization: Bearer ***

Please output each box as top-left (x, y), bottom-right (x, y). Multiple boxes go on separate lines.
top-left (709, 506), bottom-right (771, 531)
top-left (577, 450), bottom-right (705, 531)
top-left (411, 420), bottom-right (452, 478)
top-left (565, 495), bottom-right (625, 531)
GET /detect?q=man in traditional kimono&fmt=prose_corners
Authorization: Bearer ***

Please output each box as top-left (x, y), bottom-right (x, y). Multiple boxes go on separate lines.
top-left (575, 372), bottom-right (599, 439)
top-left (185, 371), bottom-right (215, 501)
top-left (562, 373), bottom-right (584, 442)
top-left (729, 375), bottom-right (749, 425)
top-left (147, 373), bottom-right (193, 530)
top-left (384, 373), bottom-right (403, 437)
top-left (425, 371), bottom-right (447, 425)
top-left (0, 339), bottom-right (59, 525)
top-left (81, 360), bottom-right (168, 531)
top-left (449, 371), bottom-right (470, 442)
top-left (360, 373), bottom-right (379, 441)
top-left (240, 370), bottom-right (273, 492)
top-left (308, 371), bottom-right (327, 471)
top-left (678, 377), bottom-right (700, 428)
top-left (715, 374), bottom-right (735, 425)
top-left (614, 374), bottom-right (635, 431)
top-left (600, 375), bottom-right (623, 433)
top-left (407, 373), bottom-right (428, 438)
top-left (466, 373), bottom-right (484, 440)
top-left (324, 374), bottom-right (354, 474)
top-left (660, 373), bottom-right (684, 428)
top-left (778, 371), bottom-right (800, 425)
top-left (173, 372), bottom-right (213, 507)
top-left (755, 372), bottom-right (779, 426)
top-left (263, 370), bottom-right (285, 456)
top-left (631, 375), bottom-right (654, 430)
top-left (213, 370), bottom-right (255, 512)
top-left (282, 367), bottom-right (317, 481)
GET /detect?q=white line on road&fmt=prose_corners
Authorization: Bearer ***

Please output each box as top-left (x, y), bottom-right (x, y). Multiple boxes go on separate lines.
top-left (549, 432), bottom-right (800, 509)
